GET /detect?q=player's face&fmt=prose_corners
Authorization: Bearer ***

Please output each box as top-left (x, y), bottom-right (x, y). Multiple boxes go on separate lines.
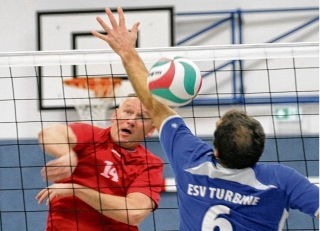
top-left (110, 97), bottom-right (155, 150)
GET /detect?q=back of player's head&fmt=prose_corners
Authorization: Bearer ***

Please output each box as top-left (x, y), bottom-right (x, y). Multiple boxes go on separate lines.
top-left (213, 110), bottom-right (265, 169)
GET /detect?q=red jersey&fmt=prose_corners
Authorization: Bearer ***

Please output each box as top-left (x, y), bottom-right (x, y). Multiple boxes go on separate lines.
top-left (45, 123), bottom-right (164, 231)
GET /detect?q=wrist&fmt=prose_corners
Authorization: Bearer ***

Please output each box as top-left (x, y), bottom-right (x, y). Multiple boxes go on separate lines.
top-left (119, 48), bottom-right (139, 63)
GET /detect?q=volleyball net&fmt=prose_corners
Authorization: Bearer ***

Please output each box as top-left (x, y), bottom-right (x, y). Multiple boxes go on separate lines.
top-left (0, 42), bottom-right (318, 230)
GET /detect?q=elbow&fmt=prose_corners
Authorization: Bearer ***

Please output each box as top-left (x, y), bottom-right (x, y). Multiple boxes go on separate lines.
top-left (37, 127), bottom-right (53, 145)
top-left (38, 130), bottom-right (45, 144)
top-left (127, 210), bottom-right (151, 226)
top-left (38, 126), bottom-right (53, 143)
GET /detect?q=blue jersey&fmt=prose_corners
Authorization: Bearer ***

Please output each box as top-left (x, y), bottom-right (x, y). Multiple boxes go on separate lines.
top-left (159, 116), bottom-right (319, 231)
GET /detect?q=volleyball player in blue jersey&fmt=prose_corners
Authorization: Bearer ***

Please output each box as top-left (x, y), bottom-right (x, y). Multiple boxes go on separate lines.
top-left (93, 7), bottom-right (319, 231)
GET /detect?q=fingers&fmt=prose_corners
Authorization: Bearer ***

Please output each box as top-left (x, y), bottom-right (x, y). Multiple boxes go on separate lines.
top-left (131, 22), bottom-right (140, 36)
top-left (41, 166), bottom-right (69, 182)
top-left (41, 157), bottom-right (75, 182)
top-left (35, 188), bottom-right (44, 203)
top-left (41, 166), bottom-right (58, 181)
top-left (40, 167), bottom-right (47, 180)
top-left (92, 7), bottom-right (140, 45)
top-left (92, 16), bottom-right (111, 41)
top-left (105, 8), bottom-right (118, 29)
top-left (95, 16), bottom-right (111, 33)
top-left (91, 30), bottom-right (106, 41)
top-left (41, 166), bottom-right (51, 181)
top-left (36, 187), bottom-right (53, 205)
top-left (117, 7), bottom-right (126, 27)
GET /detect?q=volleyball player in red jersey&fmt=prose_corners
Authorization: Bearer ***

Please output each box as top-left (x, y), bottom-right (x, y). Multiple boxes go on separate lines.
top-left (36, 95), bottom-right (164, 231)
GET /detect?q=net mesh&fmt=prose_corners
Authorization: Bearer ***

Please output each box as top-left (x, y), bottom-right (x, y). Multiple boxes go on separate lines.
top-left (0, 43), bottom-right (318, 231)
top-left (63, 77), bottom-right (122, 127)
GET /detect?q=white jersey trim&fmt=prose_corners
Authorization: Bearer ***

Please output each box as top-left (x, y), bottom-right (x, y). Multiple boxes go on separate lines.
top-left (278, 209), bottom-right (289, 231)
top-left (185, 161), bottom-right (277, 190)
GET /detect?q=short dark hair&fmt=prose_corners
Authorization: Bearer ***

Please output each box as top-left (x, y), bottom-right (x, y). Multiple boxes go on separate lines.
top-left (213, 110), bottom-right (265, 169)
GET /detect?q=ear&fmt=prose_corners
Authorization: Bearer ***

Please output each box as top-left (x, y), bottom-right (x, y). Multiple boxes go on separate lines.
top-left (145, 125), bottom-right (156, 138)
top-left (214, 149), bottom-right (219, 158)
top-left (110, 109), bottom-right (117, 123)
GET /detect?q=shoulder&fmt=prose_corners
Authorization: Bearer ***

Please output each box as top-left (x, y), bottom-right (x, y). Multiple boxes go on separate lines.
top-left (159, 115), bottom-right (184, 135)
top-left (255, 163), bottom-right (296, 174)
top-left (159, 115), bottom-right (202, 145)
top-left (254, 163), bottom-right (296, 176)
top-left (253, 163), bottom-right (307, 187)
top-left (69, 123), bottom-right (110, 142)
top-left (68, 122), bottom-right (105, 132)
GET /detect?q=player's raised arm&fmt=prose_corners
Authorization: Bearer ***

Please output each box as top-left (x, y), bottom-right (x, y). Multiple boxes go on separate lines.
top-left (92, 7), bottom-right (177, 131)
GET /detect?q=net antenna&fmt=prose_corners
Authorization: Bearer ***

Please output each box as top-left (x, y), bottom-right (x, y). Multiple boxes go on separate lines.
top-left (63, 77), bottom-right (122, 127)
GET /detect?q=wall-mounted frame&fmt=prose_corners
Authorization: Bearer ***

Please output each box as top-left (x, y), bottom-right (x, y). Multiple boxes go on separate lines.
top-left (37, 7), bottom-right (174, 110)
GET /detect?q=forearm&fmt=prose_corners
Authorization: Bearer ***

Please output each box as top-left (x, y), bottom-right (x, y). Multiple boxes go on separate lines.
top-left (75, 185), bottom-right (153, 226)
top-left (120, 49), bottom-right (177, 129)
top-left (120, 49), bottom-right (151, 109)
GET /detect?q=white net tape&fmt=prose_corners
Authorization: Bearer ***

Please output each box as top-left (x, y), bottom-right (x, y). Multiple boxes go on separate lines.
top-left (0, 42), bottom-right (318, 67)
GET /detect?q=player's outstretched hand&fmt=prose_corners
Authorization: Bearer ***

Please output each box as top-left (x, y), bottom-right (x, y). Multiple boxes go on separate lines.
top-left (92, 7), bottom-right (139, 56)
top-left (41, 151), bottom-right (78, 182)
top-left (36, 183), bottom-right (80, 205)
